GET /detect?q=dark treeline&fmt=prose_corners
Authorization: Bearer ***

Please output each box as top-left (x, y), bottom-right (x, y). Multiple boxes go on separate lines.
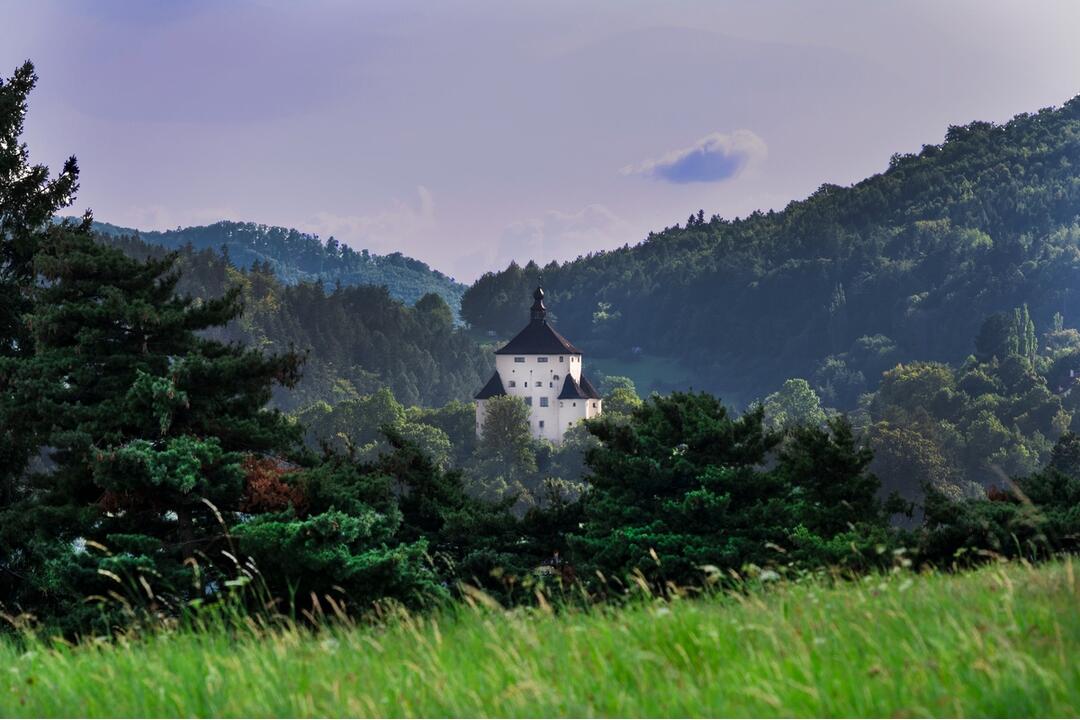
top-left (86, 217), bottom-right (466, 313)
top-left (463, 97), bottom-right (1080, 405)
top-left (102, 232), bottom-right (491, 410)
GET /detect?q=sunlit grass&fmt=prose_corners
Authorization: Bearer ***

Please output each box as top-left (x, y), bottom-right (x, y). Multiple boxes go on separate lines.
top-left (3, 560), bottom-right (1078, 717)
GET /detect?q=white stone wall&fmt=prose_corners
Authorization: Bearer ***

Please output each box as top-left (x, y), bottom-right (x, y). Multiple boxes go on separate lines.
top-left (478, 391), bottom-right (602, 444)
top-left (556, 395), bottom-right (602, 438)
top-left (495, 352), bottom-right (571, 442)
top-left (483, 352), bottom-right (600, 444)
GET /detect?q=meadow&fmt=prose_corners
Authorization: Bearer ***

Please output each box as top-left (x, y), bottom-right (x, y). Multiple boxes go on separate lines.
top-left (2, 560), bottom-right (1078, 718)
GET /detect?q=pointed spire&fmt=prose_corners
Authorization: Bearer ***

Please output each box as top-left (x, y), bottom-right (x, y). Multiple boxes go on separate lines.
top-left (530, 285), bottom-right (547, 321)
top-left (494, 283), bottom-right (583, 355)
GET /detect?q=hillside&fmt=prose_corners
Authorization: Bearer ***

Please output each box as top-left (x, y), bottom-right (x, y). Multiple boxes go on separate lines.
top-left (84, 219), bottom-right (466, 315)
top-left (98, 233), bottom-right (490, 410)
top-left (4, 561), bottom-right (1077, 717)
top-left (463, 97), bottom-right (1080, 406)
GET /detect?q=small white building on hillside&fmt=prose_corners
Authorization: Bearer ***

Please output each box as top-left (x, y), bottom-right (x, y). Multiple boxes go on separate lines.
top-left (474, 286), bottom-right (602, 444)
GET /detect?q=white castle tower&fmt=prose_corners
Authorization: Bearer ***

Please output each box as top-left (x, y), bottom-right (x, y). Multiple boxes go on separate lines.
top-left (474, 286), bottom-right (602, 444)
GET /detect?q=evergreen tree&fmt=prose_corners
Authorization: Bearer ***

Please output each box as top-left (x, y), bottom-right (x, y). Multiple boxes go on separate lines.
top-left (573, 393), bottom-right (786, 589)
top-left (0, 62), bottom-right (81, 358)
top-left (1022, 304), bottom-right (1037, 362)
top-left (245, 427), bottom-right (523, 607)
top-left (236, 439), bottom-right (447, 611)
top-left (775, 416), bottom-right (901, 537)
top-left (0, 226), bottom-right (304, 628)
top-left (575, 392), bottom-right (901, 590)
top-left (0, 62), bottom-right (82, 507)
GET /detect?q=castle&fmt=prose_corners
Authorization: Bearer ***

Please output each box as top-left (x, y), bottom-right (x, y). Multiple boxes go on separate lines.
top-left (474, 286), bottom-right (602, 444)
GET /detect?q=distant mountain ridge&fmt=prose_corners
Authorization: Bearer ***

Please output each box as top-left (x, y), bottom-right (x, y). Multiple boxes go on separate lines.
top-left (77, 218), bottom-right (466, 315)
top-left (79, 229), bottom-right (490, 410)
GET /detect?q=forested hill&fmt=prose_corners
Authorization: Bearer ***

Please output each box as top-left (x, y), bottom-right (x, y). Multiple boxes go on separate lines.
top-left (462, 96), bottom-right (1080, 407)
top-left (100, 233), bottom-right (490, 410)
top-left (81, 219), bottom-right (466, 315)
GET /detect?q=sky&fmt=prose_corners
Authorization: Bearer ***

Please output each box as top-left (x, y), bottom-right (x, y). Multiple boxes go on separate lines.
top-left (3, 1), bottom-right (1080, 282)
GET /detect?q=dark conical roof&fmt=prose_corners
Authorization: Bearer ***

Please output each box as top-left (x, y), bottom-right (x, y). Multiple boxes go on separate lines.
top-left (558, 373), bottom-right (602, 400)
top-left (495, 320), bottom-right (582, 355)
top-left (495, 285), bottom-right (583, 355)
top-left (579, 374), bottom-right (602, 399)
top-left (474, 371), bottom-right (507, 399)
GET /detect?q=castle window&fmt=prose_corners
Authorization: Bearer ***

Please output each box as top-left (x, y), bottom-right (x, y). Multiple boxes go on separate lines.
top-left (538, 357), bottom-right (548, 363)
top-left (559, 356), bottom-right (564, 362)
top-left (508, 381), bottom-right (516, 387)
top-left (573, 402), bottom-right (577, 407)
top-left (540, 397), bottom-right (549, 407)
top-left (531, 381), bottom-right (539, 387)
top-left (554, 374), bottom-right (560, 380)
top-left (539, 420), bottom-right (545, 429)
top-left (525, 397), bottom-right (533, 406)
top-left (514, 357), bottom-right (525, 363)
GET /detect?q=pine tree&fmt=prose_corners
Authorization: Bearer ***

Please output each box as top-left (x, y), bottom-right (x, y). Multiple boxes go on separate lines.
top-left (573, 392), bottom-right (786, 589)
top-left (1022, 303), bottom-right (1037, 361)
top-left (0, 227), bottom-right (304, 627)
top-left (235, 426), bottom-right (523, 609)
top-left (0, 62), bottom-right (82, 506)
top-left (775, 415), bottom-right (896, 537)
top-left (574, 393), bottom-right (901, 590)
top-left (0, 62), bottom-right (81, 358)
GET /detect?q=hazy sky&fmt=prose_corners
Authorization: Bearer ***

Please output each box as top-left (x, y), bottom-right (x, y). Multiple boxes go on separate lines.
top-left (4, 1), bottom-right (1079, 281)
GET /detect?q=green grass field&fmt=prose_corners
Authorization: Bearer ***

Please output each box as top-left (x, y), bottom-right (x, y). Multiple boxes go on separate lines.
top-left (3, 561), bottom-right (1079, 717)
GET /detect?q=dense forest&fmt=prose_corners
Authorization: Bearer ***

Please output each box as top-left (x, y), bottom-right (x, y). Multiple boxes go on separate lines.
top-left (101, 233), bottom-right (490, 410)
top-left (749, 306), bottom-right (1080, 507)
top-left (463, 98), bottom-right (1080, 405)
top-left (84, 218), bottom-right (466, 314)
